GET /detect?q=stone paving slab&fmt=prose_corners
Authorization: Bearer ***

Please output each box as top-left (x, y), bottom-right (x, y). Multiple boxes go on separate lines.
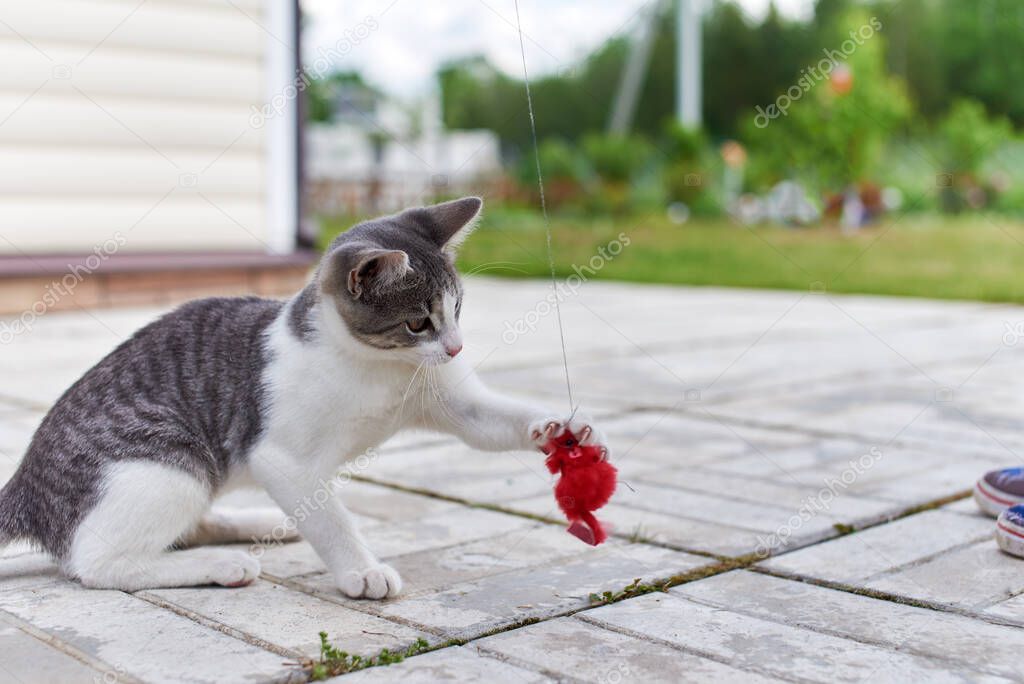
top-left (455, 280), bottom-right (1011, 373)
top-left (0, 611), bottom-right (109, 684)
top-left (482, 299), bottom-right (1022, 410)
top-left (760, 505), bottom-right (1024, 620)
top-left (142, 580), bottom-right (434, 659)
top-left (0, 581), bottom-right (298, 684)
top-left (293, 541), bottom-right (710, 641)
top-left (709, 353), bottom-right (1024, 457)
top-left (3, 282), bottom-right (1024, 682)
top-left (579, 590), bottom-right (1012, 683)
top-left (474, 615), bottom-right (786, 683)
top-left (329, 645), bottom-right (553, 683)
top-left (761, 508), bottom-right (994, 583)
top-left (984, 592), bottom-right (1024, 624)
top-left (675, 570), bottom-right (1024, 681)
top-left (866, 541), bottom-right (1024, 611)
top-left (369, 409), bottom-right (983, 559)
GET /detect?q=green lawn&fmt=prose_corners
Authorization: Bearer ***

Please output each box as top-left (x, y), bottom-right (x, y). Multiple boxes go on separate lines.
top-left (319, 209), bottom-right (1024, 304)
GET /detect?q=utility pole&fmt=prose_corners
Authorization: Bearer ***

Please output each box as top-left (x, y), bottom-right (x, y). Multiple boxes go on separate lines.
top-left (607, 1), bottom-right (661, 134)
top-left (676, 0), bottom-right (701, 127)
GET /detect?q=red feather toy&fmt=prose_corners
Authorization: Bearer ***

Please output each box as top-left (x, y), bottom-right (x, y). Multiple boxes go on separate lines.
top-left (543, 429), bottom-right (617, 545)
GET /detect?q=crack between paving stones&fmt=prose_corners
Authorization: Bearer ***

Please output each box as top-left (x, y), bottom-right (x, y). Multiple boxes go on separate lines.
top-left (0, 607), bottom-right (144, 684)
top-left (119, 461), bottom-right (978, 680)
top-left (749, 567), bottom-right (1024, 631)
top-left (467, 644), bottom-right (587, 684)
top-left (672, 588), bottom-right (1024, 681)
top-left (630, 464), bottom-right (926, 510)
top-left (626, 470), bottom-right (909, 521)
top-left (255, 486), bottom-right (978, 682)
top-left (132, 591), bottom-right (308, 663)
top-left (486, 341), bottom-right (1003, 411)
top-left (857, 535), bottom-right (995, 584)
top-left (261, 529), bottom-right (705, 611)
top-left (349, 473), bottom-right (973, 565)
top-left (478, 308), bottom-right (1008, 377)
top-left (667, 405), bottom-right (937, 448)
top-left (253, 552), bottom-right (756, 674)
top-left (257, 572), bottom-right (452, 639)
top-left (571, 609), bottom-right (812, 684)
top-left (346, 473), bottom-right (759, 560)
top-left (671, 403), bottom-right (1024, 460)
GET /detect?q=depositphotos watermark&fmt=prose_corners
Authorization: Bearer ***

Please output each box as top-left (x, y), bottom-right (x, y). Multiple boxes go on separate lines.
top-left (754, 446), bottom-right (883, 558)
top-left (1002, 321), bottom-right (1024, 347)
top-left (753, 17), bottom-right (882, 128)
top-left (250, 16), bottom-right (379, 129)
top-left (501, 232), bottom-right (631, 344)
top-left (0, 233), bottom-right (127, 345)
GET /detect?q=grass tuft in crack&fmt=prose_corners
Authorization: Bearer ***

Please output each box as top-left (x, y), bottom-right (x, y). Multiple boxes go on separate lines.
top-left (307, 632), bottom-right (429, 680)
top-left (587, 553), bottom-right (766, 607)
top-left (589, 578), bottom-right (661, 605)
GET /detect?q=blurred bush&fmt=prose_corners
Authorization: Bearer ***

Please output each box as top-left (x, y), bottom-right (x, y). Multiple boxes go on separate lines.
top-left (743, 8), bottom-right (911, 197)
top-left (425, 0), bottom-right (1024, 224)
top-left (661, 123), bottom-right (721, 215)
top-left (937, 99), bottom-right (1012, 213)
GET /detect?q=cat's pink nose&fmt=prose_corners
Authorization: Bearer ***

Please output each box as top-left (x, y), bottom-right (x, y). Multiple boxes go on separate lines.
top-left (445, 343), bottom-right (463, 358)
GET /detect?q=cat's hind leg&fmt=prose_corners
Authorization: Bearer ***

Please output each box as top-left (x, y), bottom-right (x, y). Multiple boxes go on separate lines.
top-left (178, 507), bottom-right (300, 547)
top-left (65, 461), bottom-right (260, 591)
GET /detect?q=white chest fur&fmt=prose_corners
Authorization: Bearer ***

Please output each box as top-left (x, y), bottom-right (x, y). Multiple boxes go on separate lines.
top-left (259, 308), bottom-right (414, 465)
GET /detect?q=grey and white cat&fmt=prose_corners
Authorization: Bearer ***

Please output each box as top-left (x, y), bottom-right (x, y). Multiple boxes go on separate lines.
top-left (0, 197), bottom-right (608, 599)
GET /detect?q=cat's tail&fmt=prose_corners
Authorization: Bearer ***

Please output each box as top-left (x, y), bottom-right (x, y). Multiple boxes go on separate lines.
top-left (0, 478), bottom-right (26, 548)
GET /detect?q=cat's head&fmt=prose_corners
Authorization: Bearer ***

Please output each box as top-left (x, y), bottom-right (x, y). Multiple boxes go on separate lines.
top-left (317, 197), bottom-right (481, 365)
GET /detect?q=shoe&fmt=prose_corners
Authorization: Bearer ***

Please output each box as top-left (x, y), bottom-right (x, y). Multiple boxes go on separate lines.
top-left (974, 467), bottom-right (1024, 518)
top-left (996, 505), bottom-right (1024, 559)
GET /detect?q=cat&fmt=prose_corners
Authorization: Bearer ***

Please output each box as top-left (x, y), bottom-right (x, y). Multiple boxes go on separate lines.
top-left (0, 197), bottom-right (609, 599)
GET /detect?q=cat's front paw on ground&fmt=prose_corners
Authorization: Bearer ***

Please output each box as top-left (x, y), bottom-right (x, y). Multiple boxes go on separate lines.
top-left (209, 550), bottom-right (261, 587)
top-left (529, 415), bottom-right (611, 460)
top-left (338, 563), bottom-right (402, 599)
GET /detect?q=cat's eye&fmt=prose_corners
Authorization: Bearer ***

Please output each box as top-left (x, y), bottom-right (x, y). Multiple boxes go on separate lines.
top-left (406, 317), bottom-right (431, 334)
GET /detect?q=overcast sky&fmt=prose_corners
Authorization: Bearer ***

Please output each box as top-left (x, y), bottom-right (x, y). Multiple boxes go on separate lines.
top-left (301, 0), bottom-right (815, 98)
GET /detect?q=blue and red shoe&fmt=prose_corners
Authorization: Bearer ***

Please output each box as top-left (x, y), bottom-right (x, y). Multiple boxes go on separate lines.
top-left (974, 467), bottom-right (1024, 518)
top-left (997, 505), bottom-right (1024, 559)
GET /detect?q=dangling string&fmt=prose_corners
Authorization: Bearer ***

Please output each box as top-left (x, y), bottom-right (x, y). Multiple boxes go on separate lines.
top-left (512, 0), bottom-right (575, 414)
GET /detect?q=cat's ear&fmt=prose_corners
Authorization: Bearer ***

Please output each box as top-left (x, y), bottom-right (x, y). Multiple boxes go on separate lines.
top-left (420, 196), bottom-right (482, 253)
top-left (321, 246), bottom-right (410, 299)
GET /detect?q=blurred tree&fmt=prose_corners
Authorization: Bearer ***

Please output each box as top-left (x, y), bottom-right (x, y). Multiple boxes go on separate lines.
top-left (743, 7), bottom-right (911, 194)
top-left (517, 138), bottom-right (588, 208)
top-left (939, 99), bottom-right (1011, 176)
top-left (427, 0), bottom-right (1021, 150)
top-left (876, 0), bottom-right (1024, 125)
top-left (582, 133), bottom-right (652, 183)
top-left (936, 98), bottom-right (1012, 212)
top-left (305, 71), bottom-right (379, 123)
top-left (436, 1), bottom-right (822, 145)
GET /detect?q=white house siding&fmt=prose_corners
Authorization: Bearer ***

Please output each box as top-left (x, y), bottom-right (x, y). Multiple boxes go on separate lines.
top-left (0, 0), bottom-right (291, 255)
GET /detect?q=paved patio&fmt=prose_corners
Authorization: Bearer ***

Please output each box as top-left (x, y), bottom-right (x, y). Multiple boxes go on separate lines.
top-left (2, 277), bottom-right (1024, 683)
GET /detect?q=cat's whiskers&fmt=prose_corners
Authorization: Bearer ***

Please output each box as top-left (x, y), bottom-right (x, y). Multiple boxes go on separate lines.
top-left (426, 365), bottom-right (467, 431)
top-left (417, 363), bottom-right (431, 429)
top-left (393, 359), bottom-right (427, 428)
top-left (462, 261), bottom-right (528, 277)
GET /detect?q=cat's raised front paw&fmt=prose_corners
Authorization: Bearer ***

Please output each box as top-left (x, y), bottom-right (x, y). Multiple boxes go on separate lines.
top-left (338, 563), bottom-right (403, 599)
top-left (529, 415), bottom-right (611, 460)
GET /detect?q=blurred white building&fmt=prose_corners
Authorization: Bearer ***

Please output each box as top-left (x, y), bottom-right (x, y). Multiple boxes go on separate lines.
top-left (305, 88), bottom-right (501, 216)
